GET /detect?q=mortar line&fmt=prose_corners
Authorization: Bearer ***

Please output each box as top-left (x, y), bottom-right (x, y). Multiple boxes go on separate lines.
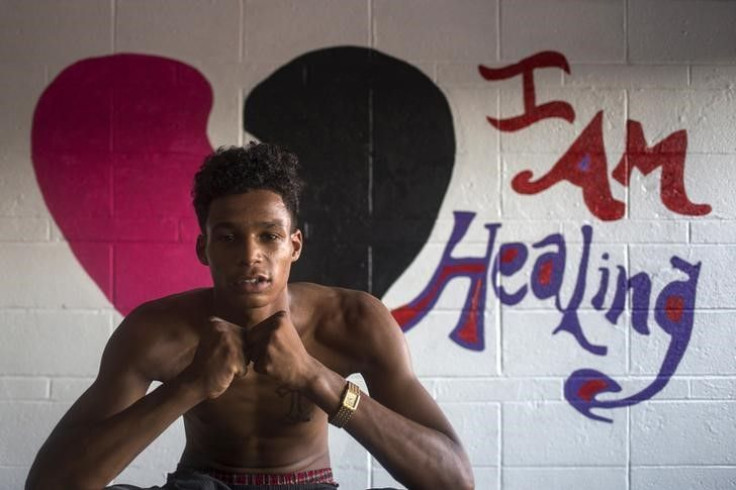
top-left (239, 0), bottom-right (245, 64)
top-left (498, 400), bottom-right (503, 490)
top-left (624, 0), bottom-right (629, 64)
top-left (496, 0), bottom-right (502, 61)
top-left (368, 0), bottom-right (374, 48)
top-left (367, 0), bottom-right (374, 452)
top-left (238, 74), bottom-right (244, 147)
top-left (627, 406), bottom-right (632, 490)
top-left (110, 0), bottom-right (117, 53)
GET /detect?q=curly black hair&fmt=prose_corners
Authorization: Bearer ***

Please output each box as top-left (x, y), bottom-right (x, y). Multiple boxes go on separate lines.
top-left (192, 142), bottom-right (304, 231)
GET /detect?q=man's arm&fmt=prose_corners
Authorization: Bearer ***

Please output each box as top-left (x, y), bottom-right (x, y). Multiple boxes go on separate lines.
top-left (25, 312), bottom-right (245, 490)
top-left (245, 295), bottom-right (475, 490)
top-left (319, 293), bottom-right (474, 490)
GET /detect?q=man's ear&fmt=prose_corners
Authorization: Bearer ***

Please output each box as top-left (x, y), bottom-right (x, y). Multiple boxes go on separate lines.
top-left (290, 229), bottom-right (303, 262)
top-left (196, 234), bottom-right (209, 266)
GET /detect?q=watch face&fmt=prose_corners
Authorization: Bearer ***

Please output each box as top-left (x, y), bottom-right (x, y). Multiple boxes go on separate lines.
top-left (344, 391), bottom-right (359, 408)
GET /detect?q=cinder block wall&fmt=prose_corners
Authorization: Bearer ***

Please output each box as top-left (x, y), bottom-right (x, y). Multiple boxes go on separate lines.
top-left (2, 1), bottom-right (736, 489)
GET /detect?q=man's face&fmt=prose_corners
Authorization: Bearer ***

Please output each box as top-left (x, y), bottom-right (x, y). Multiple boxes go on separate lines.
top-left (197, 189), bottom-right (302, 309)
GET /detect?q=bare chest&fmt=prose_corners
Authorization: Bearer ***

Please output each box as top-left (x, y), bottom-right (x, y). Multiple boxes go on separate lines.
top-left (188, 375), bottom-right (319, 433)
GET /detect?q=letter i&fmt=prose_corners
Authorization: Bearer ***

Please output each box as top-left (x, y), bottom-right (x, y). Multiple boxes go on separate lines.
top-left (591, 253), bottom-right (610, 310)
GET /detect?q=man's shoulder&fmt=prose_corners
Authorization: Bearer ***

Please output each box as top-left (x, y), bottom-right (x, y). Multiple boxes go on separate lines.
top-left (104, 289), bottom-right (210, 380)
top-left (290, 282), bottom-right (384, 323)
top-left (292, 283), bottom-right (409, 379)
top-left (125, 288), bottom-right (211, 327)
top-left (291, 282), bottom-right (399, 348)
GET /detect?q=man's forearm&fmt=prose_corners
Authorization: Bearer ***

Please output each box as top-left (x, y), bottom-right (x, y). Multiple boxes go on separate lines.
top-left (303, 362), bottom-right (474, 490)
top-left (347, 392), bottom-right (474, 490)
top-left (26, 379), bottom-right (202, 490)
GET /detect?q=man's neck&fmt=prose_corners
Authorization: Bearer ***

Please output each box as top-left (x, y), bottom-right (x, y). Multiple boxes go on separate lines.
top-left (210, 288), bottom-right (291, 328)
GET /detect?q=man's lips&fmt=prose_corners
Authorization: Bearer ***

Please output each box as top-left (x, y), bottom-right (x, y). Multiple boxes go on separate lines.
top-left (236, 276), bottom-right (268, 284)
top-left (232, 274), bottom-right (271, 292)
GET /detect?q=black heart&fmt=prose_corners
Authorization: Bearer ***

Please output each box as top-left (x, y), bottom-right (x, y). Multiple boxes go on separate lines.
top-left (244, 47), bottom-right (455, 299)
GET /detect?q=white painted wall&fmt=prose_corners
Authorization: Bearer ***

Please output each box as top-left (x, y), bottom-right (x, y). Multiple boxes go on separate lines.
top-left (2, 1), bottom-right (736, 489)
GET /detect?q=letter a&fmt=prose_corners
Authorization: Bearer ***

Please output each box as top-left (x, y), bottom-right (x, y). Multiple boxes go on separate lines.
top-left (511, 111), bottom-right (625, 221)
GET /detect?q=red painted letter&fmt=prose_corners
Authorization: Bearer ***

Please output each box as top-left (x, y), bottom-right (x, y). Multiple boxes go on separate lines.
top-left (478, 51), bottom-right (575, 132)
top-left (511, 111), bottom-right (625, 221)
top-left (612, 120), bottom-right (711, 216)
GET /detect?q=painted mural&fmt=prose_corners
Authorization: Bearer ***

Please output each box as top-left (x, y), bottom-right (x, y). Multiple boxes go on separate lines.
top-left (31, 48), bottom-right (709, 424)
top-left (478, 51), bottom-right (711, 220)
top-left (392, 51), bottom-right (709, 422)
top-left (32, 54), bottom-right (213, 315)
top-left (243, 47), bottom-right (456, 298)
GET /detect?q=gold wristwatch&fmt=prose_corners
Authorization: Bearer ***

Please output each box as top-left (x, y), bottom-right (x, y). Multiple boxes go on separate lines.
top-left (329, 381), bottom-right (361, 428)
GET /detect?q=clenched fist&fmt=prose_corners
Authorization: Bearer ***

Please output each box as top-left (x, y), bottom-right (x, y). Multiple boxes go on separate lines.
top-left (244, 311), bottom-right (316, 391)
top-left (180, 317), bottom-right (248, 400)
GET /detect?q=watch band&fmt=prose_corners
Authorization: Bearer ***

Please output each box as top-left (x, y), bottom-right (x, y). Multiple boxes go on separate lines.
top-left (329, 381), bottom-right (361, 428)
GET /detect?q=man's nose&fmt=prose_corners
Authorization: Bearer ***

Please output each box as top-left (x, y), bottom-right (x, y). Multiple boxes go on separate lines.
top-left (238, 237), bottom-right (262, 265)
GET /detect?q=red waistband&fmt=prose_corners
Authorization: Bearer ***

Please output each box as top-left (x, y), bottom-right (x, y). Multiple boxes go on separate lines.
top-left (201, 467), bottom-right (336, 486)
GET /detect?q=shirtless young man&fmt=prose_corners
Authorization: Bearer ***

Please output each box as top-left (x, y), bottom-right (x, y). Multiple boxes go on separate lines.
top-left (26, 143), bottom-right (474, 490)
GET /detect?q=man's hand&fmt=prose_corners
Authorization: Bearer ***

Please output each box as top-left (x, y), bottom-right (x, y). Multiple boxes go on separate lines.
top-left (180, 317), bottom-right (248, 399)
top-left (244, 311), bottom-right (316, 390)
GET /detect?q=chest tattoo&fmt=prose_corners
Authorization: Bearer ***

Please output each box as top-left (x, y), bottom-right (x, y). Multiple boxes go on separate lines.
top-left (275, 386), bottom-right (314, 424)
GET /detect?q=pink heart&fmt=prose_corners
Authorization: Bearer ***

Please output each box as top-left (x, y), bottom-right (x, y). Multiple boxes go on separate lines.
top-left (32, 54), bottom-right (214, 315)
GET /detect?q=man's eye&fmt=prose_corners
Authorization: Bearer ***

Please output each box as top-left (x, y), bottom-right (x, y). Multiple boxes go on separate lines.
top-left (263, 233), bottom-right (280, 241)
top-left (217, 234), bottom-right (235, 242)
